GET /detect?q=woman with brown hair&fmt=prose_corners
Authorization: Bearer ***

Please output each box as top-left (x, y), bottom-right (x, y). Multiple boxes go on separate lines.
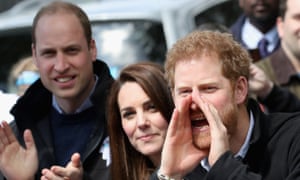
top-left (107, 62), bottom-right (174, 180)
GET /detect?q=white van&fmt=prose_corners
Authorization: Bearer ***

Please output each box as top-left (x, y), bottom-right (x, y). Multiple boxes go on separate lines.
top-left (0, 0), bottom-right (240, 91)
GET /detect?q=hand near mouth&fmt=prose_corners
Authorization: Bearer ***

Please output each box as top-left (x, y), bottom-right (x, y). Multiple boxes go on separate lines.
top-left (158, 95), bottom-right (230, 178)
top-left (158, 95), bottom-right (208, 179)
top-left (194, 95), bottom-right (229, 167)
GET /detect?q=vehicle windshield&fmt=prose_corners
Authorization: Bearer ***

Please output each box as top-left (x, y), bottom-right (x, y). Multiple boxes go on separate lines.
top-left (92, 20), bottom-right (167, 77)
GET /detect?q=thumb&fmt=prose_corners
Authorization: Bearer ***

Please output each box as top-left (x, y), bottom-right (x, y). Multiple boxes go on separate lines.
top-left (23, 129), bottom-right (36, 150)
top-left (71, 153), bottom-right (81, 168)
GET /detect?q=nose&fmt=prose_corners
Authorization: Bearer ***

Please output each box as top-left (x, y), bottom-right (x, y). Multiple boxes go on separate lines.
top-left (54, 53), bottom-right (69, 73)
top-left (190, 88), bottom-right (200, 110)
top-left (136, 111), bottom-right (149, 129)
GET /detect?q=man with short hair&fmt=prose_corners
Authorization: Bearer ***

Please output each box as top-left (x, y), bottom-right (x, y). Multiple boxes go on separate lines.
top-left (151, 31), bottom-right (300, 180)
top-left (0, 1), bottom-right (114, 179)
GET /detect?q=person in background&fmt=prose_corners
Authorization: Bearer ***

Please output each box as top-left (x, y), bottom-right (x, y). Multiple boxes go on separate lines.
top-left (1, 56), bottom-right (39, 123)
top-left (249, 63), bottom-right (300, 112)
top-left (0, 1), bottom-right (114, 180)
top-left (230, 0), bottom-right (280, 61)
top-left (256, 0), bottom-right (300, 100)
top-left (150, 31), bottom-right (300, 180)
top-left (8, 56), bottom-right (39, 96)
top-left (8, 56), bottom-right (40, 96)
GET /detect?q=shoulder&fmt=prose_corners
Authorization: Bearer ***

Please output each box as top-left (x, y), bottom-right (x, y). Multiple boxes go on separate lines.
top-left (230, 15), bottom-right (246, 33)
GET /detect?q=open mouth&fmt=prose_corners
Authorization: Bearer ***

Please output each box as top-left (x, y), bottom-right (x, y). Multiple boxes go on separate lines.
top-left (191, 120), bottom-right (208, 127)
top-left (55, 76), bottom-right (75, 83)
top-left (191, 114), bottom-right (209, 132)
top-left (191, 114), bottom-right (206, 126)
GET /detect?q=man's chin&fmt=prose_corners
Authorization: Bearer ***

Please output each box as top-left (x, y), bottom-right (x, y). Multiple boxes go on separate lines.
top-left (192, 135), bottom-right (211, 150)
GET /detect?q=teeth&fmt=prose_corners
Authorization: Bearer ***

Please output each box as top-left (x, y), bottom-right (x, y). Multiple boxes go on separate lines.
top-left (192, 114), bottom-right (205, 121)
top-left (57, 77), bottom-right (72, 82)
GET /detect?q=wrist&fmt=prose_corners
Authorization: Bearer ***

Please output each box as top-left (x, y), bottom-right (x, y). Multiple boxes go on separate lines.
top-left (157, 169), bottom-right (183, 180)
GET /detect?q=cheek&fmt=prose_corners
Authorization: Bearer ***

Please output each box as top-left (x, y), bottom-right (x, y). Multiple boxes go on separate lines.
top-left (220, 103), bottom-right (238, 134)
top-left (205, 93), bottom-right (232, 110)
top-left (153, 114), bottom-right (169, 132)
top-left (283, 20), bottom-right (299, 35)
top-left (121, 120), bottom-right (136, 139)
top-left (174, 95), bottom-right (185, 107)
top-left (36, 61), bottom-right (52, 74)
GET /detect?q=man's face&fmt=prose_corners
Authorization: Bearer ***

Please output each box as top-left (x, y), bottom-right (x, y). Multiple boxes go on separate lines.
top-left (277, 0), bottom-right (300, 60)
top-left (172, 55), bottom-right (239, 150)
top-left (239, 0), bottom-right (279, 23)
top-left (32, 12), bottom-right (97, 106)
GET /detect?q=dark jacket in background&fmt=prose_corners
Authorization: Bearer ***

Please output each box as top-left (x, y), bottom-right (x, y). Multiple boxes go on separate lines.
top-left (230, 14), bottom-right (248, 48)
top-left (258, 84), bottom-right (300, 113)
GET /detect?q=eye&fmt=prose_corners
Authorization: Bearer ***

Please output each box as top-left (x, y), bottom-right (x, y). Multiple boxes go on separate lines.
top-left (121, 110), bottom-right (136, 120)
top-left (66, 47), bottom-right (80, 55)
top-left (177, 88), bottom-right (191, 97)
top-left (202, 86), bottom-right (217, 93)
top-left (40, 50), bottom-right (55, 58)
top-left (145, 102), bottom-right (158, 113)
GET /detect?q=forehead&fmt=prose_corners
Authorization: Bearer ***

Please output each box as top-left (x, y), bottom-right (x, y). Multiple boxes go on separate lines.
top-left (286, 0), bottom-right (300, 12)
top-left (174, 53), bottom-right (220, 70)
top-left (35, 12), bottom-right (83, 36)
top-left (174, 55), bottom-right (223, 81)
top-left (118, 82), bottom-right (149, 106)
top-left (34, 13), bottom-right (85, 47)
top-left (36, 11), bottom-right (80, 28)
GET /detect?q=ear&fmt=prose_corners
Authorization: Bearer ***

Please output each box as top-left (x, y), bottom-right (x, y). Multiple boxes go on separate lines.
top-left (171, 88), bottom-right (177, 106)
top-left (234, 76), bottom-right (248, 104)
top-left (276, 17), bottom-right (284, 39)
top-left (89, 39), bottom-right (97, 62)
top-left (31, 43), bottom-right (38, 67)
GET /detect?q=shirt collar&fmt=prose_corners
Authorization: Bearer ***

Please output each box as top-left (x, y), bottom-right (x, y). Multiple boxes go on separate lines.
top-left (52, 75), bottom-right (98, 114)
top-left (242, 18), bottom-right (279, 52)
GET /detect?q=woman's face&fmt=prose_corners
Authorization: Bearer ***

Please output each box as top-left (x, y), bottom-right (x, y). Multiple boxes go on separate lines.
top-left (118, 82), bottom-right (168, 165)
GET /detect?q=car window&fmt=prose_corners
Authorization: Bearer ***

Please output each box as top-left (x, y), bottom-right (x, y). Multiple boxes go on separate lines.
top-left (195, 0), bottom-right (241, 29)
top-left (92, 20), bottom-right (166, 77)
